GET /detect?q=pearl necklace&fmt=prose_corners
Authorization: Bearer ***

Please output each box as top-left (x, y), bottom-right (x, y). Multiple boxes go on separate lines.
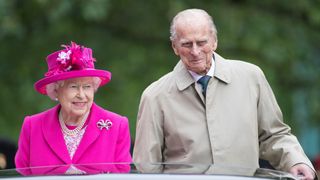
top-left (59, 111), bottom-right (89, 136)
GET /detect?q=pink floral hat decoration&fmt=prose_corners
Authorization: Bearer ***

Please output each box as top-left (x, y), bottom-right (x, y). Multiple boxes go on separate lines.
top-left (34, 42), bottom-right (111, 94)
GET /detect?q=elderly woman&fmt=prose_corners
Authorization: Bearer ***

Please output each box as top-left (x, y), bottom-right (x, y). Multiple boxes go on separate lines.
top-left (15, 42), bottom-right (132, 175)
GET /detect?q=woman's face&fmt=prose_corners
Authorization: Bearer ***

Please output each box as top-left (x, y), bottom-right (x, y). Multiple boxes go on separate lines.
top-left (57, 77), bottom-right (95, 120)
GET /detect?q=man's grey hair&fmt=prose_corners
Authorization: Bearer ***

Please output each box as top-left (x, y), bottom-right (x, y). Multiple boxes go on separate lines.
top-left (46, 77), bottom-right (101, 101)
top-left (169, 9), bottom-right (218, 41)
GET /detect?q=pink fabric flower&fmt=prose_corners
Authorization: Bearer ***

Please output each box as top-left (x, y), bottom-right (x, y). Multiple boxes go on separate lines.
top-left (45, 42), bottom-right (96, 77)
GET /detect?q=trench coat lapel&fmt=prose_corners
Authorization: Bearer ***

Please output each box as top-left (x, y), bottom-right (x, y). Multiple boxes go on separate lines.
top-left (213, 52), bottom-right (231, 84)
top-left (42, 105), bottom-right (71, 164)
top-left (174, 53), bottom-right (231, 102)
top-left (72, 103), bottom-right (101, 162)
top-left (204, 53), bottom-right (231, 103)
top-left (174, 61), bottom-right (195, 92)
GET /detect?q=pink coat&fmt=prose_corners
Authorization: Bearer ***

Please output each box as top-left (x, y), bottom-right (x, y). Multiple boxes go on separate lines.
top-left (15, 103), bottom-right (132, 175)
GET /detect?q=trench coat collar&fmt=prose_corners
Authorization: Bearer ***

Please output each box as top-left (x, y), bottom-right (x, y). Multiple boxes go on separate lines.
top-left (213, 52), bottom-right (232, 84)
top-left (174, 52), bottom-right (231, 91)
top-left (42, 103), bottom-right (103, 164)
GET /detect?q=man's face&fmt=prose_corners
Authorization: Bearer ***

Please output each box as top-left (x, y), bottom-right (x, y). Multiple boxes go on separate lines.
top-left (172, 19), bottom-right (217, 75)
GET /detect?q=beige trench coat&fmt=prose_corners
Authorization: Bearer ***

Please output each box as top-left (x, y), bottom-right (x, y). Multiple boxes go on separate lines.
top-left (133, 52), bottom-right (314, 175)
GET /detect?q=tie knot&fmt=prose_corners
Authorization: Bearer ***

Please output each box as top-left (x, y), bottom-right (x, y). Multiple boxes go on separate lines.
top-left (197, 75), bottom-right (211, 86)
top-left (197, 75), bottom-right (211, 96)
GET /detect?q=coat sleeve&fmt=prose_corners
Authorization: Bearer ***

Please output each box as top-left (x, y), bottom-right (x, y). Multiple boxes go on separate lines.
top-left (15, 116), bottom-right (32, 175)
top-left (133, 90), bottom-right (164, 173)
top-left (114, 116), bottom-right (132, 173)
top-left (256, 68), bottom-right (315, 172)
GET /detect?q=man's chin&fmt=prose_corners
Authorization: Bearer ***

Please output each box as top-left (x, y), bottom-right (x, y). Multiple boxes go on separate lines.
top-left (192, 68), bottom-right (207, 75)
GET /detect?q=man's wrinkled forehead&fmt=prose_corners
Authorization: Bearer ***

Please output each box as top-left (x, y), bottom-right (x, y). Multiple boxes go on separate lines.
top-left (174, 10), bottom-right (208, 25)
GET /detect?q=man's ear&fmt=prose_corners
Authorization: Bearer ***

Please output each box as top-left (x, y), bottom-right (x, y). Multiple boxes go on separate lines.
top-left (212, 39), bottom-right (218, 51)
top-left (171, 42), bottom-right (179, 56)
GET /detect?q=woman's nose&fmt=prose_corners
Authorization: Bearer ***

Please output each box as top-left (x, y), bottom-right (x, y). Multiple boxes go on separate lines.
top-left (77, 87), bottom-right (85, 98)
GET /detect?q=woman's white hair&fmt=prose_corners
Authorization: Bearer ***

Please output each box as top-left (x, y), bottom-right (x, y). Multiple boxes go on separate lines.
top-left (46, 77), bottom-right (102, 101)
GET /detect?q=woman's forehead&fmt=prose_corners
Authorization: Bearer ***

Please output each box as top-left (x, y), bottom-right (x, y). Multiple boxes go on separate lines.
top-left (65, 77), bottom-right (94, 84)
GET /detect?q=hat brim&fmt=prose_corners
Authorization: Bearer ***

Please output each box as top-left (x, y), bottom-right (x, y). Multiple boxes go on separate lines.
top-left (34, 69), bottom-right (111, 95)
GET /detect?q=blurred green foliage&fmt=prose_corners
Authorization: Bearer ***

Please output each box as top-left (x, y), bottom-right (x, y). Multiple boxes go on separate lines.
top-left (0, 0), bottom-right (319, 156)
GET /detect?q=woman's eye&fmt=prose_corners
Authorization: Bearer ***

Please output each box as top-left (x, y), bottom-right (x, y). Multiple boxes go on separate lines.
top-left (84, 85), bottom-right (92, 89)
top-left (69, 84), bottom-right (78, 88)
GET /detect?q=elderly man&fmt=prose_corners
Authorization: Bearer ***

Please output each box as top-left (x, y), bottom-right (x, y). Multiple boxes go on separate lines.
top-left (133, 8), bottom-right (316, 179)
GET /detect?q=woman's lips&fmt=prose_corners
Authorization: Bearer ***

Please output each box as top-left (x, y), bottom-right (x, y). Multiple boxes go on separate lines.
top-left (72, 102), bottom-right (86, 108)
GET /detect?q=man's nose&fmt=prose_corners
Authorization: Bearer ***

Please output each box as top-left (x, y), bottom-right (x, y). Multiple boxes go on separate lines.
top-left (191, 44), bottom-right (200, 55)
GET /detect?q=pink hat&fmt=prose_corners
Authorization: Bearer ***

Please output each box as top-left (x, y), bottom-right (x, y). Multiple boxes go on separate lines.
top-left (34, 42), bottom-right (111, 95)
